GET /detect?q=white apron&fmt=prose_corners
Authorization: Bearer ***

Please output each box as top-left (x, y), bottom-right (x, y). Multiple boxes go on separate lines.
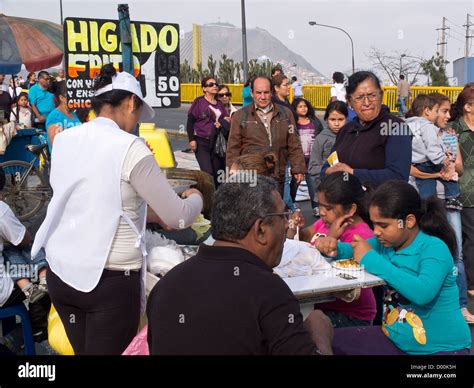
top-left (32, 117), bottom-right (148, 312)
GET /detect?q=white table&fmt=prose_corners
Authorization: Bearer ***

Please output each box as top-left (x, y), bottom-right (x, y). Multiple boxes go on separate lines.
top-left (146, 267), bottom-right (385, 320)
top-left (283, 268), bottom-right (385, 319)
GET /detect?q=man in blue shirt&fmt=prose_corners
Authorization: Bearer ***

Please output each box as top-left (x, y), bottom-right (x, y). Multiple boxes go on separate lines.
top-left (28, 71), bottom-right (55, 128)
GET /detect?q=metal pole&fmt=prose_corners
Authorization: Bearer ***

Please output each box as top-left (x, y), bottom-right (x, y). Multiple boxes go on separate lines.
top-left (308, 22), bottom-right (355, 74)
top-left (118, 4), bottom-right (133, 75)
top-left (399, 54), bottom-right (406, 78)
top-left (59, 0), bottom-right (63, 25)
top-left (241, 0), bottom-right (249, 82)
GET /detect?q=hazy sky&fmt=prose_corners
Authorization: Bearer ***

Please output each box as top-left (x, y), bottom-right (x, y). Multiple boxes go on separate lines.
top-left (2, 0), bottom-right (473, 81)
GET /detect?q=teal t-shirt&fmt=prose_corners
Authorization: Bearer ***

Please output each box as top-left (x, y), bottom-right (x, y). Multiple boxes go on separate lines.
top-left (28, 84), bottom-right (55, 118)
top-left (336, 231), bottom-right (471, 354)
top-left (242, 85), bottom-right (253, 107)
top-left (45, 108), bottom-right (81, 153)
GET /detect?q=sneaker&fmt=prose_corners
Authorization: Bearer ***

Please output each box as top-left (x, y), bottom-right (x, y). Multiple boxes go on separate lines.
top-left (445, 197), bottom-right (463, 211)
top-left (22, 283), bottom-right (47, 304)
top-left (38, 277), bottom-right (48, 293)
top-left (313, 206), bottom-right (320, 218)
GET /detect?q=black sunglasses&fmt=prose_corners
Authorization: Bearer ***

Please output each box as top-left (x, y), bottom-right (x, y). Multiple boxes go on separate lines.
top-left (205, 82), bottom-right (219, 87)
top-left (217, 92), bottom-right (232, 97)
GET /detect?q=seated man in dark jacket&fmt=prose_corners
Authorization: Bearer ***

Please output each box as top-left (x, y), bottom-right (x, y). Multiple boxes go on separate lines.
top-left (147, 175), bottom-right (333, 355)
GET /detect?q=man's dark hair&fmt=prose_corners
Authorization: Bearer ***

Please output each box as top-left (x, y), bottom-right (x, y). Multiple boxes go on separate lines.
top-left (332, 71), bottom-right (345, 84)
top-left (346, 71), bottom-right (382, 98)
top-left (400, 75), bottom-right (405, 80)
top-left (291, 76), bottom-right (297, 82)
top-left (250, 76), bottom-right (272, 92)
top-left (211, 175), bottom-right (279, 241)
top-left (37, 71), bottom-right (50, 80)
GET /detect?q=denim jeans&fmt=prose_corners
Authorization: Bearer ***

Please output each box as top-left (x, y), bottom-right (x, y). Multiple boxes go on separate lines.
top-left (398, 96), bottom-right (408, 115)
top-left (3, 246), bottom-right (47, 282)
top-left (446, 210), bottom-right (468, 309)
top-left (415, 161), bottom-right (460, 199)
top-left (283, 162), bottom-right (296, 211)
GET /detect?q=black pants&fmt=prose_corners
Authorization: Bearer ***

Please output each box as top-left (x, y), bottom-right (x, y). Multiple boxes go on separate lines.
top-left (3, 286), bottom-right (25, 308)
top-left (462, 207), bottom-right (474, 289)
top-left (195, 137), bottom-right (225, 188)
top-left (47, 268), bottom-right (141, 355)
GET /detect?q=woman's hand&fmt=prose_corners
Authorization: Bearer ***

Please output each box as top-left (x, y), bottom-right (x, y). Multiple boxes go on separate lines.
top-left (351, 234), bottom-right (372, 262)
top-left (315, 236), bottom-right (338, 257)
top-left (293, 173), bottom-right (304, 184)
top-left (328, 214), bottom-right (354, 239)
top-left (189, 140), bottom-right (197, 152)
top-left (215, 121), bottom-right (221, 129)
top-left (181, 188), bottom-right (203, 200)
top-left (326, 163), bottom-right (354, 175)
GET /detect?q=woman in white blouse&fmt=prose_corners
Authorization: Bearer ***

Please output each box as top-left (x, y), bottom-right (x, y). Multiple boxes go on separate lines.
top-left (32, 64), bottom-right (203, 355)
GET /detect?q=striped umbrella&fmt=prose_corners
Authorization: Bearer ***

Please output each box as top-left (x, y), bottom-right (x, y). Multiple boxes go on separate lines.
top-left (0, 14), bottom-right (63, 74)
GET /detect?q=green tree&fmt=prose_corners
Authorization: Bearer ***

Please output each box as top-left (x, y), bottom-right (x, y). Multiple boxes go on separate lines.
top-left (207, 54), bottom-right (217, 78)
top-left (421, 53), bottom-right (449, 86)
top-left (217, 54), bottom-right (236, 83)
top-left (180, 59), bottom-right (193, 83)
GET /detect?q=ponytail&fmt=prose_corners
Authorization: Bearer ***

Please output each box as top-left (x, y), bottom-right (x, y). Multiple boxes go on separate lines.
top-left (370, 181), bottom-right (457, 260)
top-left (419, 197), bottom-right (457, 259)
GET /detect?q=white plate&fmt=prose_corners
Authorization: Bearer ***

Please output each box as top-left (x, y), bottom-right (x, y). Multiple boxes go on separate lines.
top-left (331, 259), bottom-right (362, 271)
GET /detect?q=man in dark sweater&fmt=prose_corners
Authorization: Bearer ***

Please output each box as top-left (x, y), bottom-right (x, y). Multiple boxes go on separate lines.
top-left (147, 175), bottom-right (334, 355)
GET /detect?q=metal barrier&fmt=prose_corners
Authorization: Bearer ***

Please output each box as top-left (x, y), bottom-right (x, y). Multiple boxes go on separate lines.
top-left (180, 84), bottom-right (464, 112)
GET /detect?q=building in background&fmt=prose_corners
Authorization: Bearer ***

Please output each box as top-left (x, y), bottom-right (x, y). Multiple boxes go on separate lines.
top-left (453, 57), bottom-right (474, 86)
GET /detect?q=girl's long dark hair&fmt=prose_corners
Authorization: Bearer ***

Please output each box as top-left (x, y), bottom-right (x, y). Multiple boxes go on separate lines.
top-left (318, 172), bottom-right (371, 226)
top-left (370, 181), bottom-right (457, 259)
top-left (292, 97), bottom-right (316, 119)
top-left (450, 87), bottom-right (474, 122)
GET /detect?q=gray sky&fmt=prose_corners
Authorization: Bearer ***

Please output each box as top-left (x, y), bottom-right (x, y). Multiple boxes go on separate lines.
top-left (2, 0), bottom-right (473, 81)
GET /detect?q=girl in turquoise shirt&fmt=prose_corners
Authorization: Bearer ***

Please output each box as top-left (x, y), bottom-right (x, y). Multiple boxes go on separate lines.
top-left (316, 180), bottom-right (471, 355)
top-left (45, 81), bottom-right (81, 154)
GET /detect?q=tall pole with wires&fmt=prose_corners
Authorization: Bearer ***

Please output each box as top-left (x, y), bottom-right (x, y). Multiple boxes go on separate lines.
top-left (437, 17), bottom-right (449, 60)
top-left (464, 14), bottom-right (473, 57)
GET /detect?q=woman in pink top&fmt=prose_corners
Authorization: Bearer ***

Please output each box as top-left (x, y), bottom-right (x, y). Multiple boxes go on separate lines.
top-left (288, 171), bottom-right (376, 327)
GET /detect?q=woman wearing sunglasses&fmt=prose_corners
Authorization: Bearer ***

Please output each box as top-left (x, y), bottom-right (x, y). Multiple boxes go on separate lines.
top-left (217, 85), bottom-right (238, 117)
top-left (187, 77), bottom-right (229, 187)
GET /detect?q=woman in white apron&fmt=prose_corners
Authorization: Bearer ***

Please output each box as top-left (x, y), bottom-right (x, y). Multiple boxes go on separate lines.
top-left (32, 64), bottom-right (203, 355)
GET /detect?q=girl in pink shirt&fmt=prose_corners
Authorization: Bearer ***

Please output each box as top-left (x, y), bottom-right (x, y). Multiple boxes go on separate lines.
top-left (288, 171), bottom-right (376, 327)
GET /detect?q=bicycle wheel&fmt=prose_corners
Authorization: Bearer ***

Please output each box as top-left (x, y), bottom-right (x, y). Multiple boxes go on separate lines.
top-left (0, 160), bottom-right (50, 221)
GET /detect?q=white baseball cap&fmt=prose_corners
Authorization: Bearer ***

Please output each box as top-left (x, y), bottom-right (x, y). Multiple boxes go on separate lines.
top-left (94, 71), bottom-right (155, 122)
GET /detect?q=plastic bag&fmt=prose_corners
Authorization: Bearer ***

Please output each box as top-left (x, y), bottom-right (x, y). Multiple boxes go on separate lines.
top-left (47, 304), bottom-right (74, 355)
top-left (122, 325), bottom-right (149, 355)
top-left (214, 128), bottom-right (227, 159)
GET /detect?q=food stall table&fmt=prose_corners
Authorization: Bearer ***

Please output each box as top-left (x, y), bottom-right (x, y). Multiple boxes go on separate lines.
top-left (283, 269), bottom-right (385, 319)
top-left (145, 258), bottom-right (385, 320)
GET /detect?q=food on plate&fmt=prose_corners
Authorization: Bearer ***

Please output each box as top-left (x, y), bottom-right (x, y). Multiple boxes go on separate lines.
top-left (332, 259), bottom-right (361, 270)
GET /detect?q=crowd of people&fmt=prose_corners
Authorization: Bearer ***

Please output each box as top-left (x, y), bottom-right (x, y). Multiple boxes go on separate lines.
top-left (177, 68), bottom-right (474, 355)
top-left (0, 64), bottom-right (473, 356)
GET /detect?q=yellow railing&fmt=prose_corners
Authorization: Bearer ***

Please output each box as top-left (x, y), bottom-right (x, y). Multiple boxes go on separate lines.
top-left (180, 84), bottom-right (464, 112)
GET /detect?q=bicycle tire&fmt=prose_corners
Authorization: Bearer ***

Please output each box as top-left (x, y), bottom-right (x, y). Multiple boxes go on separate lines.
top-left (0, 160), bottom-right (51, 221)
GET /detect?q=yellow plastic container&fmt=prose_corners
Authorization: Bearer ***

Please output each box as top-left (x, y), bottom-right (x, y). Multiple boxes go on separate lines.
top-left (139, 123), bottom-right (176, 168)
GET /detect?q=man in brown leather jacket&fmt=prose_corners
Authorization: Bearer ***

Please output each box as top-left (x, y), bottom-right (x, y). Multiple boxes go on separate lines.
top-left (226, 76), bottom-right (306, 192)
